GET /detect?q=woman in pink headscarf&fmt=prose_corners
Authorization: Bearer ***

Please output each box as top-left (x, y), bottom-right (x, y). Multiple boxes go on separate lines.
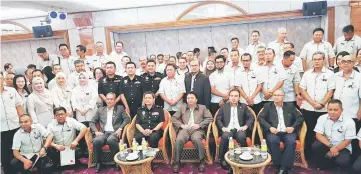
top-left (27, 77), bottom-right (54, 127)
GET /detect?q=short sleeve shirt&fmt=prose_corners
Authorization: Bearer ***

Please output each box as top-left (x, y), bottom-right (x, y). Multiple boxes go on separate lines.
top-left (47, 117), bottom-right (86, 146)
top-left (300, 41), bottom-right (335, 70)
top-left (1, 86), bottom-right (22, 132)
top-left (259, 63), bottom-right (287, 101)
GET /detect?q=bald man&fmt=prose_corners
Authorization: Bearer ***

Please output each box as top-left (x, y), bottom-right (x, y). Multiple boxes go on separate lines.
top-left (268, 27), bottom-right (288, 61)
top-left (258, 89), bottom-right (304, 174)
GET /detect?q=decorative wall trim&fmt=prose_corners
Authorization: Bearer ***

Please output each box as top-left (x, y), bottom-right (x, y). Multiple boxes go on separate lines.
top-left (176, 0), bottom-right (248, 21)
top-left (328, 7), bottom-right (335, 45)
top-left (1, 20), bottom-right (32, 33)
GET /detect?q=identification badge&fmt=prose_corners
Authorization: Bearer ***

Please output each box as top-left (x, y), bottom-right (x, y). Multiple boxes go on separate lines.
top-left (135, 81), bottom-right (141, 84)
top-left (152, 112), bottom-right (159, 115)
top-left (155, 77), bottom-right (161, 80)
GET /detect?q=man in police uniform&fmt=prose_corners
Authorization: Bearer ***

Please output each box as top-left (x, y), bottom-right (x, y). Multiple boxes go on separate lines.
top-left (141, 60), bottom-right (164, 107)
top-left (11, 114), bottom-right (53, 174)
top-left (120, 62), bottom-right (144, 118)
top-left (312, 99), bottom-right (356, 172)
top-left (300, 51), bottom-right (335, 159)
top-left (98, 61), bottom-right (123, 106)
top-left (1, 72), bottom-right (24, 174)
top-left (47, 107), bottom-right (87, 168)
top-left (134, 91), bottom-right (164, 148)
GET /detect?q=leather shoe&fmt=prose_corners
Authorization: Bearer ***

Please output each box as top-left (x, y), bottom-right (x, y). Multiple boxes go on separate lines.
top-left (114, 165), bottom-right (120, 171)
top-left (95, 163), bottom-right (102, 173)
top-left (198, 161), bottom-right (206, 172)
top-left (172, 163), bottom-right (180, 173)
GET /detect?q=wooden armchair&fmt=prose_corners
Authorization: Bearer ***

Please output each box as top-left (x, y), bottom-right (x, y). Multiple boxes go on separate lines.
top-left (84, 119), bottom-right (130, 168)
top-left (213, 106), bottom-right (258, 162)
top-left (169, 120), bottom-right (213, 164)
top-left (257, 108), bottom-right (308, 168)
top-left (126, 109), bottom-right (171, 163)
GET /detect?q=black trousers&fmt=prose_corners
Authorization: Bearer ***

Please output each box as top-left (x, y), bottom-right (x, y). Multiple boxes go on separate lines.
top-left (249, 102), bottom-right (263, 116)
top-left (134, 130), bottom-right (163, 148)
top-left (78, 121), bottom-right (89, 154)
top-left (266, 132), bottom-right (297, 170)
top-left (351, 118), bottom-right (361, 161)
top-left (47, 148), bottom-right (83, 167)
top-left (285, 101), bottom-right (300, 110)
top-left (155, 96), bottom-right (164, 108)
top-left (129, 103), bottom-right (141, 119)
top-left (302, 109), bottom-right (326, 159)
top-left (352, 154), bottom-right (361, 173)
top-left (10, 156), bottom-right (47, 173)
top-left (312, 140), bottom-right (351, 170)
top-left (92, 132), bottom-right (119, 163)
top-left (219, 129), bottom-right (247, 161)
top-left (1, 128), bottom-right (19, 174)
top-left (210, 103), bottom-right (220, 116)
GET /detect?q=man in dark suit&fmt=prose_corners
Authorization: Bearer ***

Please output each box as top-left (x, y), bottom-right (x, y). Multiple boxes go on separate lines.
top-left (258, 89), bottom-right (304, 174)
top-left (89, 92), bottom-right (130, 173)
top-left (184, 59), bottom-right (211, 109)
top-left (216, 89), bottom-right (254, 169)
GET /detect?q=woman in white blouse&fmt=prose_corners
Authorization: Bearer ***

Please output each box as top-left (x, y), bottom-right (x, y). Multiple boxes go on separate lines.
top-left (93, 67), bottom-right (105, 108)
top-left (71, 72), bottom-right (98, 126)
top-left (27, 77), bottom-right (54, 127)
top-left (51, 72), bottom-right (72, 117)
top-left (13, 75), bottom-right (31, 112)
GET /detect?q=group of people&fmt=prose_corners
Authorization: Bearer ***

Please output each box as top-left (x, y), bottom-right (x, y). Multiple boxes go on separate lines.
top-left (1, 23), bottom-right (361, 174)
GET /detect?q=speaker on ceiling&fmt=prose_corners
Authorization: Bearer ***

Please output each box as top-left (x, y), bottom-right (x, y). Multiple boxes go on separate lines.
top-left (302, 1), bottom-right (327, 16)
top-left (32, 25), bottom-right (53, 38)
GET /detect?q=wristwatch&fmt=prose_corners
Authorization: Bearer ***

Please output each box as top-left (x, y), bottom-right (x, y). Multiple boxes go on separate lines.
top-left (328, 143), bottom-right (334, 148)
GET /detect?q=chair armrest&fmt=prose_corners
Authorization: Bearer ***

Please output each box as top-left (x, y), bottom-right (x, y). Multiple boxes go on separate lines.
top-left (206, 122), bottom-right (212, 146)
top-left (247, 106), bottom-right (257, 146)
top-left (169, 122), bottom-right (177, 149)
top-left (84, 128), bottom-right (93, 150)
top-left (126, 115), bottom-right (137, 145)
top-left (299, 122), bottom-right (307, 148)
top-left (212, 121), bottom-right (219, 145)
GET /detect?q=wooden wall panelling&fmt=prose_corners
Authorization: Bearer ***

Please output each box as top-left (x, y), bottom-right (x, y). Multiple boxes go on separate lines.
top-left (1, 30), bottom-right (70, 47)
top-left (351, 6), bottom-right (361, 36)
top-left (327, 7), bottom-right (335, 45)
top-left (73, 12), bottom-right (95, 56)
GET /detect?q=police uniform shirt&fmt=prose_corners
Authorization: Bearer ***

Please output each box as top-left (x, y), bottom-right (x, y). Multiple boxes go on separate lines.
top-left (47, 117), bottom-right (86, 146)
top-left (259, 63), bottom-right (287, 101)
top-left (209, 70), bottom-right (231, 103)
top-left (334, 70), bottom-right (361, 119)
top-left (282, 64), bottom-right (301, 102)
top-left (314, 114), bottom-right (356, 152)
top-left (141, 72), bottom-right (164, 94)
top-left (120, 75), bottom-right (144, 106)
top-left (98, 75), bottom-right (122, 104)
top-left (12, 123), bottom-right (50, 158)
top-left (235, 67), bottom-right (263, 105)
top-left (334, 35), bottom-right (361, 58)
top-left (136, 105), bottom-right (164, 130)
top-left (158, 77), bottom-right (186, 111)
top-left (1, 86), bottom-right (22, 132)
top-left (300, 67), bottom-right (335, 112)
top-left (300, 40), bottom-right (336, 70)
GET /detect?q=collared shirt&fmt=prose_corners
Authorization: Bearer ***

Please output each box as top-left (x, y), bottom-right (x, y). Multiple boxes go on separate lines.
top-left (334, 35), bottom-right (361, 57)
top-left (235, 68), bottom-right (263, 105)
top-left (334, 70), bottom-right (361, 119)
top-left (141, 72), bottom-right (164, 94)
top-left (90, 53), bottom-right (108, 69)
top-left (108, 51), bottom-right (128, 74)
top-left (294, 56), bottom-right (303, 73)
top-left (157, 63), bottom-right (166, 73)
top-left (104, 107), bottom-right (115, 132)
top-left (314, 114), bottom-right (356, 152)
top-left (259, 63), bottom-right (287, 101)
top-left (282, 64), bottom-right (301, 102)
top-left (38, 54), bottom-right (59, 70)
top-left (246, 42), bottom-right (266, 62)
top-left (58, 55), bottom-right (76, 75)
top-left (275, 105), bottom-right (286, 132)
top-left (98, 75), bottom-right (123, 105)
top-left (77, 57), bottom-right (93, 72)
top-left (71, 84), bottom-right (98, 122)
top-left (1, 87), bottom-right (22, 132)
top-left (136, 105), bottom-right (164, 130)
top-left (300, 40), bottom-right (335, 70)
top-left (120, 76), bottom-right (144, 107)
top-left (225, 64), bottom-right (243, 87)
top-left (300, 67), bottom-right (335, 112)
top-left (158, 77), bottom-right (186, 111)
top-left (227, 106), bottom-right (241, 130)
top-left (176, 68), bottom-right (189, 81)
top-left (67, 71), bottom-right (94, 89)
top-left (209, 69), bottom-right (231, 103)
top-left (47, 117), bottom-right (86, 146)
top-left (267, 40), bottom-right (289, 61)
top-left (12, 124), bottom-right (50, 158)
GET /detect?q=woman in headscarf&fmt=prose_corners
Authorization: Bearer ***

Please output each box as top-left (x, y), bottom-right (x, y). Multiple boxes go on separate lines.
top-left (204, 59), bottom-right (216, 77)
top-left (27, 77), bottom-right (54, 127)
top-left (13, 75), bottom-right (31, 112)
top-left (71, 72), bottom-right (98, 127)
top-left (51, 72), bottom-right (72, 117)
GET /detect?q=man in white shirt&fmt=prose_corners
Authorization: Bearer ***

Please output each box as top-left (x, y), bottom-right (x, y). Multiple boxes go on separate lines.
top-left (334, 25), bottom-right (361, 58)
top-left (299, 51), bottom-right (335, 159)
top-left (175, 57), bottom-right (189, 81)
top-left (3, 63), bottom-right (13, 77)
top-left (58, 44), bottom-right (76, 76)
top-left (300, 28), bottom-right (335, 72)
top-left (76, 45), bottom-right (92, 71)
top-left (281, 51), bottom-right (302, 108)
top-left (108, 41), bottom-right (128, 73)
top-left (226, 49), bottom-right (243, 87)
top-left (1, 72), bottom-right (24, 174)
top-left (36, 47), bottom-right (59, 70)
top-left (283, 42), bottom-right (303, 74)
top-left (156, 54), bottom-right (166, 73)
top-left (47, 64), bottom-right (62, 90)
top-left (246, 30), bottom-right (265, 63)
top-left (136, 56), bottom-right (147, 76)
top-left (230, 37), bottom-right (245, 56)
top-left (268, 27), bottom-right (288, 61)
top-left (158, 64), bottom-right (186, 115)
top-left (253, 46), bottom-right (267, 69)
top-left (91, 41), bottom-right (108, 69)
top-left (186, 51), bottom-right (194, 64)
top-left (67, 60), bottom-right (94, 89)
top-left (209, 55), bottom-right (231, 115)
top-left (116, 56), bottom-right (131, 77)
top-left (220, 48), bottom-right (230, 65)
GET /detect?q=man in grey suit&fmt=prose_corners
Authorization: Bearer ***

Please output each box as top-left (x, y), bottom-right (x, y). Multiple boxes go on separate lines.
top-left (216, 89), bottom-right (254, 169)
top-left (258, 89), bottom-right (304, 174)
top-left (89, 92), bottom-right (130, 173)
top-left (171, 92), bottom-right (213, 173)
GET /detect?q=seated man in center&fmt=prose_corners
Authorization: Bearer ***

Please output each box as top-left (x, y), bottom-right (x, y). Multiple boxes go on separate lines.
top-left (134, 91), bottom-right (165, 147)
top-left (89, 92), bottom-right (130, 172)
top-left (171, 92), bottom-right (213, 173)
top-left (258, 89), bottom-right (304, 174)
top-left (216, 89), bottom-right (254, 169)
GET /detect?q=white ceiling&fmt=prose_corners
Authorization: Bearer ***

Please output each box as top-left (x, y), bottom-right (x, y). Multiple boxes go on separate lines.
top-left (0, 0), bottom-right (205, 20)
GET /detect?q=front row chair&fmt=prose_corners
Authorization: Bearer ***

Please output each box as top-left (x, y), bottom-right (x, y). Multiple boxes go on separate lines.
top-left (213, 106), bottom-right (259, 162)
top-left (126, 109), bottom-right (171, 163)
top-left (84, 117), bottom-right (130, 168)
top-left (257, 108), bottom-right (308, 168)
top-left (169, 121), bottom-right (213, 164)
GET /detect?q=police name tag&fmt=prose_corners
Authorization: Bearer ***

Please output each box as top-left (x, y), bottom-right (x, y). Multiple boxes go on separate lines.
top-left (135, 81), bottom-right (141, 84)
top-left (152, 112), bottom-right (159, 115)
top-left (114, 80), bottom-right (121, 82)
top-left (155, 77), bottom-right (161, 80)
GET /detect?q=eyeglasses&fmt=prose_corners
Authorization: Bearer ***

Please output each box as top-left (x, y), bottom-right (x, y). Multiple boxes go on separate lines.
top-left (312, 58), bottom-right (323, 61)
top-left (273, 94), bottom-right (284, 97)
top-left (215, 61), bottom-right (224, 64)
top-left (241, 59), bottom-right (251, 62)
top-left (341, 60), bottom-right (353, 64)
